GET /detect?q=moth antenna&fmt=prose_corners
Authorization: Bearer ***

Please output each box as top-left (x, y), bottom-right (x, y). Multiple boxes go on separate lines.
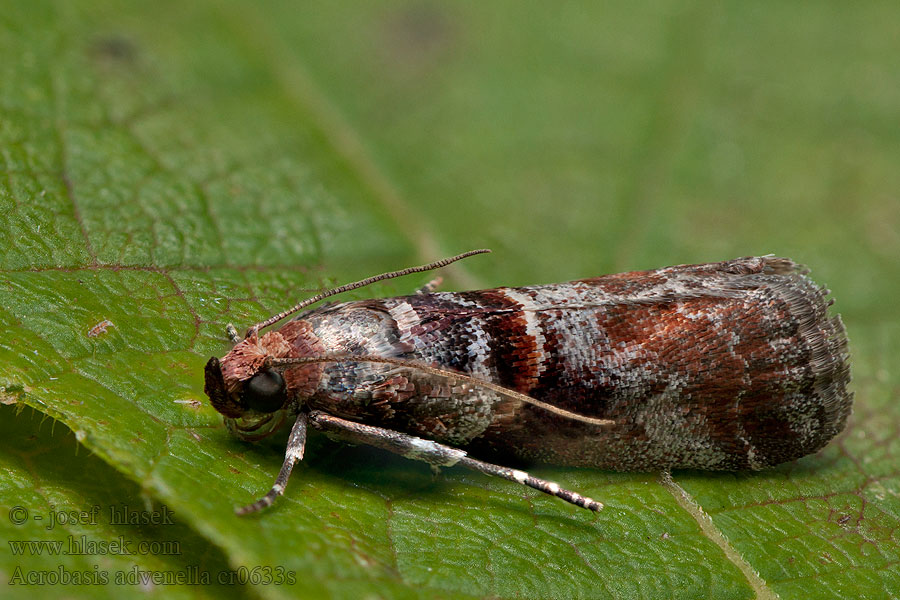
top-left (266, 355), bottom-right (614, 427)
top-left (247, 249), bottom-right (491, 337)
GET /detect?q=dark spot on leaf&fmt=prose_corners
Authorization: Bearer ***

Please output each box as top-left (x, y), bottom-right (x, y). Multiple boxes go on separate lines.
top-left (228, 466), bottom-right (241, 475)
top-left (90, 35), bottom-right (138, 63)
top-left (381, 3), bottom-right (456, 74)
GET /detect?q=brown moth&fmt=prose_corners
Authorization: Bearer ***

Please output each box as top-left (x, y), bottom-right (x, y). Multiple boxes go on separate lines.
top-left (203, 250), bottom-right (852, 514)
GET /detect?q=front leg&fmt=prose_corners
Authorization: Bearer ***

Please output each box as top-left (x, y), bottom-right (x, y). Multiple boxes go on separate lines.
top-left (225, 323), bottom-right (242, 344)
top-left (309, 411), bottom-right (603, 512)
top-left (236, 412), bottom-right (308, 515)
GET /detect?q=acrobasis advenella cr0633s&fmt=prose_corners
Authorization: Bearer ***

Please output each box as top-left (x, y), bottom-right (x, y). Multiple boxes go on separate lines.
top-left (203, 250), bottom-right (852, 514)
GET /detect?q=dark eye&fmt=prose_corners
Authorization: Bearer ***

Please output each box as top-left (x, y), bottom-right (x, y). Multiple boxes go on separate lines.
top-left (242, 371), bottom-right (286, 413)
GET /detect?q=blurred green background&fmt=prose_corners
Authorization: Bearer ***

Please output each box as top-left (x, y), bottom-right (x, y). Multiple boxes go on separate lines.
top-left (1, 1), bottom-right (898, 599)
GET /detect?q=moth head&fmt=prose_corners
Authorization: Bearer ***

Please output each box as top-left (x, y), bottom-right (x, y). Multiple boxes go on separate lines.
top-left (204, 356), bottom-right (288, 416)
top-left (204, 355), bottom-right (292, 442)
top-left (203, 322), bottom-right (325, 440)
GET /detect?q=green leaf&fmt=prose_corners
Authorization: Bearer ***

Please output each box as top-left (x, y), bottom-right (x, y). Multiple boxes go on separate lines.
top-left (2, 1), bottom-right (899, 599)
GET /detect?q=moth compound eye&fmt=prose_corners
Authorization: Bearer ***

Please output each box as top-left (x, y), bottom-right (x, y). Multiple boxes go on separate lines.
top-left (242, 371), bottom-right (286, 413)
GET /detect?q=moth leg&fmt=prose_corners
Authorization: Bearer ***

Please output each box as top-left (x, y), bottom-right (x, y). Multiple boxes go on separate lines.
top-left (308, 411), bottom-right (603, 512)
top-left (236, 412), bottom-right (308, 515)
top-left (225, 323), bottom-right (241, 344)
top-left (415, 276), bottom-right (443, 295)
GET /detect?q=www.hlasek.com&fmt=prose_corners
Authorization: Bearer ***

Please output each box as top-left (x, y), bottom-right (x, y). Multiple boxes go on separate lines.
top-left (9, 535), bottom-right (180, 557)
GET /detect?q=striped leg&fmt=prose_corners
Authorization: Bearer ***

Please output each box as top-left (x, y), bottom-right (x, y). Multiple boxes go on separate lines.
top-left (455, 455), bottom-right (603, 512)
top-left (308, 411), bottom-right (603, 512)
top-left (236, 412), bottom-right (308, 515)
top-left (225, 323), bottom-right (241, 344)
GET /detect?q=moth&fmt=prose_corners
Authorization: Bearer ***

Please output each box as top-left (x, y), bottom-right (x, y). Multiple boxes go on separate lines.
top-left (203, 250), bottom-right (852, 515)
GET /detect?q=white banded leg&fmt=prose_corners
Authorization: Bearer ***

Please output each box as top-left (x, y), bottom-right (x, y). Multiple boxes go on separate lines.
top-left (236, 412), bottom-right (308, 515)
top-left (308, 411), bottom-right (603, 512)
top-left (225, 323), bottom-right (241, 344)
top-left (456, 455), bottom-right (603, 512)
